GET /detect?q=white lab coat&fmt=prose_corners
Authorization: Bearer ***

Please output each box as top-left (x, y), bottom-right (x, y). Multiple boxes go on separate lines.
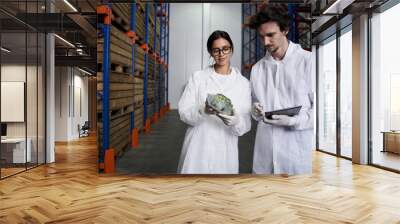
top-left (250, 41), bottom-right (314, 175)
top-left (178, 66), bottom-right (251, 174)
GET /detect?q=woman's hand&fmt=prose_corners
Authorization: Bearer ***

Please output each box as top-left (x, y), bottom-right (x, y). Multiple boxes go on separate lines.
top-left (217, 110), bottom-right (239, 126)
top-left (204, 101), bottom-right (217, 115)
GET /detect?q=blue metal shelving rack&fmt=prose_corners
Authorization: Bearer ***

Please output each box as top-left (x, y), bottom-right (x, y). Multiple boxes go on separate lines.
top-left (166, 4), bottom-right (170, 109)
top-left (288, 4), bottom-right (299, 44)
top-left (130, 2), bottom-right (137, 136)
top-left (97, 4), bottom-right (113, 172)
top-left (143, 2), bottom-right (150, 132)
top-left (129, 2), bottom-right (141, 147)
top-left (160, 3), bottom-right (166, 108)
top-left (96, 2), bottom-right (171, 168)
top-left (157, 4), bottom-right (162, 113)
top-left (241, 3), bottom-right (261, 79)
top-left (152, 3), bottom-right (158, 119)
top-left (158, 3), bottom-right (168, 111)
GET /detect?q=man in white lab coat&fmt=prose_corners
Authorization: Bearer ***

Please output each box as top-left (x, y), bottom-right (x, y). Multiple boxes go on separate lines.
top-left (248, 9), bottom-right (314, 175)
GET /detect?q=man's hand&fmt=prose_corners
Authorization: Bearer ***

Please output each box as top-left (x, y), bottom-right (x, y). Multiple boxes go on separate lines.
top-left (252, 102), bottom-right (264, 118)
top-left (263, 115), bottom-right (298, 127)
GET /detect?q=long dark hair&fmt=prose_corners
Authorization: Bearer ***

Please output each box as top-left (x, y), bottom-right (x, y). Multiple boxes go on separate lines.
top-left (206, 30), bottom-right (234, 55)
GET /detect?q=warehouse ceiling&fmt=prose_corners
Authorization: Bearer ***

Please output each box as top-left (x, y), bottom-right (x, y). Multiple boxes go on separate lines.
top-left (311, 0), bottom-right (389, 43)
top-left (0, 0), bottom-right (98, 73)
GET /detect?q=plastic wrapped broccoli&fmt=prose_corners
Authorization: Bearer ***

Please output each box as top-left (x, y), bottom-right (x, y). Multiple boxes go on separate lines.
top-left (206, 93), bottom-right (234, 116)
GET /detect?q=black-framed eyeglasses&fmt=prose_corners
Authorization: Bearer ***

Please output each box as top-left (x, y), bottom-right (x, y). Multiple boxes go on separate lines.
top-left (211, 46), bottom-right (231, 56)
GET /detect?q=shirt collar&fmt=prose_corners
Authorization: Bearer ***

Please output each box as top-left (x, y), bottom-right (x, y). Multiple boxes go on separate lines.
top-left (264, 41), bottom-right (295, 63)
top-left (207, 65), bottom-right (238, 89)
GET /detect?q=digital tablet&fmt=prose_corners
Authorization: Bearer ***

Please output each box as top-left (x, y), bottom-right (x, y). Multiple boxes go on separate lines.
top-left (264, 106), bottom-right (302, 119)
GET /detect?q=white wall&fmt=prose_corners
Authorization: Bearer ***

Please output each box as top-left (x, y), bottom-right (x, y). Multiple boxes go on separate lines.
top-left (1, 64), bottom-right (46, 164)
top-left (55, 67), bottom-right (68, 141)
top-left (55, 67), bottom-right (89, 141)
top-left (1, 82), bottom-right (25, 122)
top-left (1, 66), bottom-right (26, 128)
top-left (169, 3), bottom-right (242, 109)
top-left (1, 65), bottom-right (42, 137)
top-left (1, 65), bottom-right (26, 82)
top-left (209, 4), bottom-right (242, 69)
top-left (72, 72), bottom-right (89, 138)
top-left (169, 4), bottom-right (203, 110)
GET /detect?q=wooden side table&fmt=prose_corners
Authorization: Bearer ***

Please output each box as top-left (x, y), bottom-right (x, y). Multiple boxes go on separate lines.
top-left (382, 131), bottom-right (400, 154)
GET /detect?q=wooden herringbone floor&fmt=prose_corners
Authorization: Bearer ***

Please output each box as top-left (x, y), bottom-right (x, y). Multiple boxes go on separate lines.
top-left (1, 135), bottom-right (400, 223)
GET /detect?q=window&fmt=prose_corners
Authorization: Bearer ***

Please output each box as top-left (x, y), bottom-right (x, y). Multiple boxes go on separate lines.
top-left (339, 27), bottom-right (352, 158)
top-left (0, 0), bottom-right (46, 179)
top-left (370, 3), bottom-right (400, 171)
top-left (318, 35), bottom-right (337, 155)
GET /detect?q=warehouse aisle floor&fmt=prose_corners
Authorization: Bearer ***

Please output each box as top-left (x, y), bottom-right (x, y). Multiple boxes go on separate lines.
top-left (117, 110), bottom-right (256, 174)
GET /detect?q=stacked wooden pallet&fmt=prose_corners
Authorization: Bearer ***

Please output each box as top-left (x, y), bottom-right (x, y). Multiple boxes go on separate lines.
top-left (162, 65), bottom-right (167, 107)
top-left (98, 113), bottom-right (130, 157)
top-left (111, 3), bottom-right (130, 32)
top-left (98, 27), bottom-right (132, 70)
top-left (97, 70), bottom-right (135, 156)
top-left (149, 34), bottom-right (154, 51)
top-left (156, 38), bottom-right (161, 57)
top-left (135, 46), bottom-right (145, 74)
top-left (134, 76), bottom-right (144, 107)
top-left (156, 6), bottom-right (160, 41)
top-left (136, 3), bottom-right (145, 41)
top-left (148, 4), bottom-right (155, 51)
top-left (147, 103), bottom-right (155, 119)
top-left (98, 3), bottom-right (167, 161)
top-left (97, 72), bottom-right (135, 111)
top-left (148, 56), bottom-right (155, 79)
top-left (134, 106), bottom-right (144, 131)
top-left (148, 79), bottom-right (155, 101)
top-left (149, 3), bottom-right (155, 27)
top-left (147, 62), bottom-right (155, 118)
top-left (160, 67), bottom-right (166, 106)
top-left (148, 53), bottom-right (155, 117)
top-left (98, 4), bottom-right (135, 157)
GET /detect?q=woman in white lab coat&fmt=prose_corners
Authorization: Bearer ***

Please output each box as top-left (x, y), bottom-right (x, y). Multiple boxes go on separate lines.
top-left (177, 31), bottom-right (251, 174)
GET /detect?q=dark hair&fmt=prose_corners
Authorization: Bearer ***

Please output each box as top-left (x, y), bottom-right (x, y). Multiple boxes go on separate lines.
top-left (206, 30), bottom-right (234, 55)
top-left (248, 8), bottom-right (291, 31)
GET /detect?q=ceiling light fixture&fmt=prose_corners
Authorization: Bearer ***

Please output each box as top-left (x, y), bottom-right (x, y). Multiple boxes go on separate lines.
top-left (1, 47), bottom-right (11, 53)
top-left (63, 0), bottom-right (78, 12)
top-left (323, 0), bottom-right (341, 14)
top-left (76, 48), bottom-right (84, 55)
top-left (322, 0), bottom-right (355, 15)
top-left (54, 34), bottom-right (75, 48)
top-left (78, 67), bottom-right (93, 76)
